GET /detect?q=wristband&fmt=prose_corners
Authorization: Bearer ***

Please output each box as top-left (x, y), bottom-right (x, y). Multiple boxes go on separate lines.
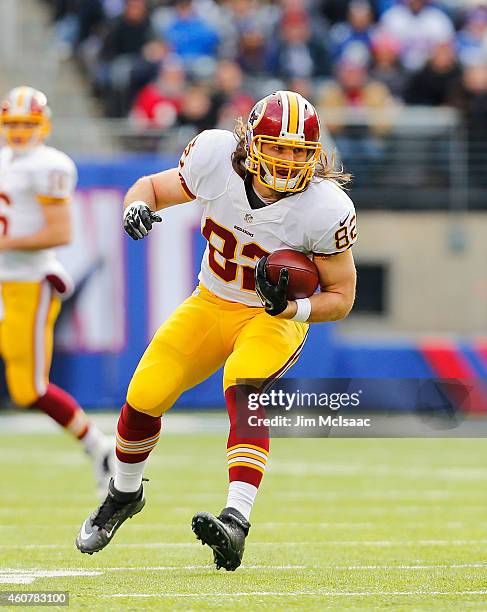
top-left (291, 298), bottom-right (312, 322)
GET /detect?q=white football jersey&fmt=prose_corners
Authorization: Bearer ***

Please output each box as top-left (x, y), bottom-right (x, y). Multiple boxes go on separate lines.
top-left (179, 129), bottom-right (357, 307)
top-left (0, 144), bottom-right (77, 289)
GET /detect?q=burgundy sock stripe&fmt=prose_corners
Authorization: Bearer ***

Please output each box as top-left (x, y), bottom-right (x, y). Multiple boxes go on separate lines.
top-left (116, 431), bottom-right (161, 445)
top-left (228, 459), bottom-right (265, 476)
top-left (116, 433), bottom-right (160, 454)
top-left (227, 444), bottom-right (268, 474)
top-left (116, 446), bottom-right (158, 455)
top-left (227, 445), bottom-right (269, 460)
top-left (116, 442), bottom-right (159, 454)
top-left (228, 456), bottom-right (267, 471)
top-left (115, 404), bottom-right (162, 462)
top-left (227, 450), bottom-right (267, 471)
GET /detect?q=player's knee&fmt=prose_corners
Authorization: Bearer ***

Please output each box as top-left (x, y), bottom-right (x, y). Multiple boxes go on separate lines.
top-left (223, 360), bottom-right (266, 391)
top-left (127, 372), bottom-right (182, 417)
top-left (8, 383), bottom-right (39, 408)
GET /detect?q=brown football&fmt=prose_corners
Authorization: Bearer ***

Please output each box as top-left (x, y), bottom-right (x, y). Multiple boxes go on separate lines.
top-left (266, 249), bottom-right (319, 300)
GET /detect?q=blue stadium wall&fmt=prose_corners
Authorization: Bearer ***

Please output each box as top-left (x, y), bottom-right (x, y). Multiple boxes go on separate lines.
top-left (46, 158), bottom-right (487, 411)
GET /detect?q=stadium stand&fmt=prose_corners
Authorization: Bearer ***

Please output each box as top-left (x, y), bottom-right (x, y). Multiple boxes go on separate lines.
top-left (32, 0), bottom-right (487, 208)
top-left (0, 0), bottom-right (118, 153)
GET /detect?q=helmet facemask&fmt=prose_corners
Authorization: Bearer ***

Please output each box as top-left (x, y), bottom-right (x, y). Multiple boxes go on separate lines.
top-left (246, 133), bottom-right (322, 193)
top-left (0, 87), bottom-right (51, 151)
top-left (1, 117), bottom-right (50, 150)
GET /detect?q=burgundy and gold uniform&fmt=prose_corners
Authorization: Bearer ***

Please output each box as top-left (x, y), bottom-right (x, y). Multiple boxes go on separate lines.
top-left (0, 86), bottom-right (113, 499)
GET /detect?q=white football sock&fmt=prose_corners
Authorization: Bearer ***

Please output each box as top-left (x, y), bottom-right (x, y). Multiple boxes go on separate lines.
top-left (80, 425), bottom-right (106, 456)
top-left (114, 457), bottom-right (147, 493)
top-left (226, 481), bottom-right (258, 521)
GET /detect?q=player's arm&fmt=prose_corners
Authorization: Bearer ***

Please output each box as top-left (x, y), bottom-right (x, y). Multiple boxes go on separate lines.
top-left (277, 249), bottom-right (356, 322)
top-left (124, 168), bottom-right (192, 213)
top-left (256, 249), bottom-right (356, 323)
top-left (123, 168), bottom-right (193, 240)
top-left (0, 201), bottom-right (71, 251)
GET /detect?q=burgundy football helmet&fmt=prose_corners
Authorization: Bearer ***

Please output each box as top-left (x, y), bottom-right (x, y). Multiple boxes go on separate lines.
top-left (245, 90), bottom-right (322, 193)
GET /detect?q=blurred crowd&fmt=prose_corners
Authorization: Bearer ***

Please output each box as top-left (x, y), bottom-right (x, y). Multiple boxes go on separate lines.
top-left (43, 0), bottom-right (487, 154)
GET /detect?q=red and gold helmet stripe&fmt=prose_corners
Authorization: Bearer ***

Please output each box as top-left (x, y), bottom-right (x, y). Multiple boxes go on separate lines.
top-left (287, 91), bottom-right (299, 134)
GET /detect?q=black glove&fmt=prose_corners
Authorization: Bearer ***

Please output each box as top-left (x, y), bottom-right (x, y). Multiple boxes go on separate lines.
top-left (255, 255), bottom-right (289, 316)
top-left (123, 201), bottom-right (162, 240)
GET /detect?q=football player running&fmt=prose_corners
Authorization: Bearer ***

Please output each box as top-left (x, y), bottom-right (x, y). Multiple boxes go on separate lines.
top-left (76, 91), bottom-right (357, 570)
top-left (0, 87), bottom-right (114, 498)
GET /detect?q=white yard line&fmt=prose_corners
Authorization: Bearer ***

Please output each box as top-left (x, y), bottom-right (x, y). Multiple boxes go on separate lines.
top-left (0, 569), bottom-right (102, 585)
top-left (1, 563), bottom-right (484, 585)
top-left (0, 570), bottom-right (102, 576)
top-left (99, 562), bottom-right (486, 571)
top-left (334, 563), bottom-right (487, 570)
top-left (107, 590), bottom-right (487, 599)
top-left (101, 564), bottom-right (305, 570)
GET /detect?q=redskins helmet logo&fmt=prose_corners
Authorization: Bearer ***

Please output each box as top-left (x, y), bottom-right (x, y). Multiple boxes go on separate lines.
top-left (248, 100), bottom-right (267, 131)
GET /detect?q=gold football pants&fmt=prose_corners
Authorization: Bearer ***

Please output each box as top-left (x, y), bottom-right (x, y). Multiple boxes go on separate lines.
top-left (0, 281), bottom-right (60, 406)
top-left (127, 285), bottom-right (308, 417)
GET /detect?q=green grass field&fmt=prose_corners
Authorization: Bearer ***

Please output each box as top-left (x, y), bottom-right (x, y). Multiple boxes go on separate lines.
top-left (1, 423), bottom-right (487, 610)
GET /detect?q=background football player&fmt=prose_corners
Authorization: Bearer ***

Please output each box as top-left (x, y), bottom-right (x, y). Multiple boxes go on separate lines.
top-left (0, 86), bottom-right (113, 498)
top-left (76, 91), bottom-right (357, 570)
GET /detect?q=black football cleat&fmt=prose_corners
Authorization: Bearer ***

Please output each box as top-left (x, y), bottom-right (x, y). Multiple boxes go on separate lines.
top-left (76, 478), bottom-right (145, 554)
top-left (191, 507), bottom-right (250, 571)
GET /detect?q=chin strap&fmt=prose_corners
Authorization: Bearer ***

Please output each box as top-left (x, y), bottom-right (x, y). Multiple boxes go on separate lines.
top-left (260, 159), bottom-right (303, 192)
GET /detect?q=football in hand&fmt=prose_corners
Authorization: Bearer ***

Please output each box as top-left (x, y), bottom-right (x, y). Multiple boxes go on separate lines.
top-left (266, 249), bottom-right (319, 300)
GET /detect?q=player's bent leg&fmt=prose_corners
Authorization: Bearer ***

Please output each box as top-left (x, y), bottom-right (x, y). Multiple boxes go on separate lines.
top-left (224, 313), bottom-right (308, 497)
top-left (121, 292), bottom-right (228, 485)
top-left (1, 281), bottom-right (114, 499)
top-left (1, 281), bottom-right (60, 408)
top-left (126, 291), bottom-right (229, 416)
top-left (78, 292), bottom-right (229, 554)
top-left (192, 314), bottom-right (307, 571)
top-left (191, 383), bottom-right (266, 571)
